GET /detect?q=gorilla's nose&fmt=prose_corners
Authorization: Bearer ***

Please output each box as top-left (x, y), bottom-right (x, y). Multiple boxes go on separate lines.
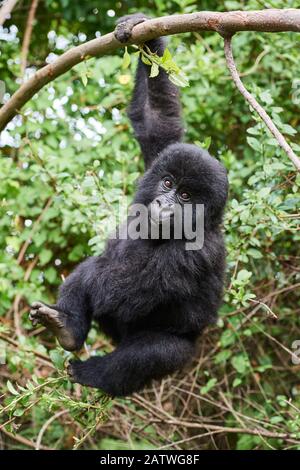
top-left (155, 198), bottom-right (174, 211)
top-left (150, 198), bottom-right (175, 224)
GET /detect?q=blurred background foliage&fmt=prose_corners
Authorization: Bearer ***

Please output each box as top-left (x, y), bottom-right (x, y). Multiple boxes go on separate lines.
top-left (0, 0), bottom-right (300, 450)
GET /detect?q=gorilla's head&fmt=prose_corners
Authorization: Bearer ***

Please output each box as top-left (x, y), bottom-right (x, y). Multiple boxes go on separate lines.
top-left (134, 143), bottom-right (228, 234)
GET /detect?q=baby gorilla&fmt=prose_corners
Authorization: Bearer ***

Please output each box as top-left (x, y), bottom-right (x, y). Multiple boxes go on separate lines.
top-left (30, 14), bottom-right (228, 397)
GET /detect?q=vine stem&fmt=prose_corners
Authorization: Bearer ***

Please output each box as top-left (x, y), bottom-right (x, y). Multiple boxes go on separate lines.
top-left (223, 35), bottom-right (300, 171)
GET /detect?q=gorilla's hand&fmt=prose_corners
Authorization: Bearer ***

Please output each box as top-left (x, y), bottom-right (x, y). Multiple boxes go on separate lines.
top-left (114, 13), bottom-right (149, 43)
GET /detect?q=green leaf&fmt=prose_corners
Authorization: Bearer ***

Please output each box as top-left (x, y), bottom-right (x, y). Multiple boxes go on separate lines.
top-left (161, 48), bottom-right (172, 63)
top-left (200, 378), bottom-right (217, 395)
top-left (195, 137), bottom-right (211, 150)
top-left (49, 349), bottom-right (65, 370)
top-left (220, 329), bottom-right (236, 347)
top-left (281, 124), bottom-right (297, 135)
top-left (246, 136), bottom-right (261, 152)
top-left (122, 47), bottom-right (131, 69)
top-left (270, 416), bottom-right (284, 424)
top-left (39, 249), bottom-right (52, 266)
top-left (150, 63), bottom-right (159, 78)
top-left (7, 380), bottom-right (19, 396)
top-left (259, 90), bottom-right (273, 105)
top-left (168, 71), bottom-right (189, 88)
top-left (232, 377), bottom-right (242, 388)
top-left (44, 267), bottom-right (57, 283)
top-left (236, 434), bottom-right (258, 450)
top-left (248, 248), bottom-right (263, 259)
top-left (80, 71), bottom-right (88, 87)
top-left (231, 354), bottom-right (250, 375)
top-left (13, 408), bottom-right (25, 417)
top-left (257, 187), bottom-right (271, 199)
top-left (214, 349), bottom-right (231, 364)
top-left (141, 55), bottom-right (152, 65)
top-left (236, 269), bottom-right (252, 283)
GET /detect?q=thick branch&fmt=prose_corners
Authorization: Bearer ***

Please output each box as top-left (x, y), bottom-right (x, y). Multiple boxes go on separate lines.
top-left (0, 0), bottom-right (18, 26)
top-left (223, 36), bottom-right (300, 171)
top-left (1, 9), bottom-right (300, 131)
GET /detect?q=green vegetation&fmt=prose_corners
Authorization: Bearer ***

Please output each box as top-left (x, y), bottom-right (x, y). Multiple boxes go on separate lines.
top-left (0, 0), bottom-right (299, 450)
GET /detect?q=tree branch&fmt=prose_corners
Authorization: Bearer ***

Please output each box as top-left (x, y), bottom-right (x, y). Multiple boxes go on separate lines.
top-left (20, 0), bottom-right (39, 78)
top-left (223, 35), bottom-right (300, 171)
top-left (0, 0), bottom-right (18, 26)
top-left (1, 9), bottom-right (300, 133)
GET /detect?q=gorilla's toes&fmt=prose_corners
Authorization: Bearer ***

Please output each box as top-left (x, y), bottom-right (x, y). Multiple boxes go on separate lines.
top-left (66, 361), bottom-right (76, 383)
top-left (30, 302), bottom-right (64, 328)
top-left (29, 302), bottom-right (78, 352)
top-left (66, 360), bottom-right (86, 385)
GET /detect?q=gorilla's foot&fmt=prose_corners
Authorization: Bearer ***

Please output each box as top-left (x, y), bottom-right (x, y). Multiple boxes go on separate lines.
top-left (114, 13), bottom-right (148, 43)
top-left (29, 301), bottom-right (78, 351)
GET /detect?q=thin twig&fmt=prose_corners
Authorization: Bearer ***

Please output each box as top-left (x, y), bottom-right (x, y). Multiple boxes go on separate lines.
top-left (20, 0), bottom-right (39, 77)
top-left (249, 298), bottom-right (277, 318)
top-left (128, 395), bottom-right (300, 445)
top-left (0, 0), bottom-right (18, 26)
top-left (156, 418), bottom-right (300, 445)
top-left (13, 257), bottom-right (38, 338)
top-left (35, 410), bottom-right (68, 450)
top-left (1, 427), bottom-right (51, 450)
top-left (0, 332), bottom-right (53, 363)
top-left (223, 35), bottom-right (300, 171)
top-left (239, 47), bottom-right (269, 77)
top-left (17, 196), bottom-right (52, 264)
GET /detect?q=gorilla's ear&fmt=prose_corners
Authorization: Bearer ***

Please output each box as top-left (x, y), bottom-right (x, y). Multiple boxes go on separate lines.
top-left (204, 180), bottom-right (228, 228)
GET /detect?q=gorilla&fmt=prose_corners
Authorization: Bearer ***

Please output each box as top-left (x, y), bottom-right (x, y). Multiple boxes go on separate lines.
top-left (29, 13), bottom-right (228, 397)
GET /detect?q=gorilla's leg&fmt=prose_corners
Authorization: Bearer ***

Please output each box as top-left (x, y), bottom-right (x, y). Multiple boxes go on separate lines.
top-left (30, 258), bottom-right (96, 351)
top-left (67, 331), bottom-right (195, 396)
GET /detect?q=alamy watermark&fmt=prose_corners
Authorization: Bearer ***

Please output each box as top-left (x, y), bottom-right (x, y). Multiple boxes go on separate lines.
top-left (0, 80), bottom-right (5, 104)
top-left (0, 340), bottom-right (6, 365)
top-left (292, 79), bottom-right (300, 105)
top-left (291, 340), bottom-right (300, 365)
top-left (107, 197), bottom-right (205, 251)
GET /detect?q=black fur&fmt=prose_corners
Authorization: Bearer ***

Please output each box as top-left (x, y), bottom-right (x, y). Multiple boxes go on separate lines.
top-left (30, 14), bottom-right (228, 397)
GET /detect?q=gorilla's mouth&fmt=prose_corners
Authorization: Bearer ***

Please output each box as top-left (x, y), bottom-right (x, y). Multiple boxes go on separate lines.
top-left (149, 209), bottom-right (174, 226)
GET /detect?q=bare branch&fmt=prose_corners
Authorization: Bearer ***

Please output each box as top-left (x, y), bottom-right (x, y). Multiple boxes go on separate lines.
top-left (223, 35), bottom-right (300, 171)
top-left (0, 0), bottom-right (18, 26)
top-left (1, 9), bottom-right (300, 131)
top-left (20, 0), bottom-right (39, 78)
top-left (35, 410), bottom-right (68, 450)
top-left (1, 427), bottom-right (51, 450)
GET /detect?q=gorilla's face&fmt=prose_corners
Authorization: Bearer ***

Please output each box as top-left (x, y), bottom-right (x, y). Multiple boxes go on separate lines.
top-left (148, 173), bottom-right (191, 226)
top-left (134, 143), bottom-right (228, 234)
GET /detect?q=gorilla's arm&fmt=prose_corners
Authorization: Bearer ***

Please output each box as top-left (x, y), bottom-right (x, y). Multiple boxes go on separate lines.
top-left (115, 14), bottom-right (183, 168)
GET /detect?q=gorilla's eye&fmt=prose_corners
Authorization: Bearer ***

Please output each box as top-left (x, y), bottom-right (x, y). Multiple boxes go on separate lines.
top-left (180, 191), bottom-right (190, 201)
top-left (163, 178), bottom-right (173, 189)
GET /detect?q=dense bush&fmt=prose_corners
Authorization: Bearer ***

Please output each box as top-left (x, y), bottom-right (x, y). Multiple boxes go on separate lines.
top-left (0, 0), bottom-right (299, 450)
